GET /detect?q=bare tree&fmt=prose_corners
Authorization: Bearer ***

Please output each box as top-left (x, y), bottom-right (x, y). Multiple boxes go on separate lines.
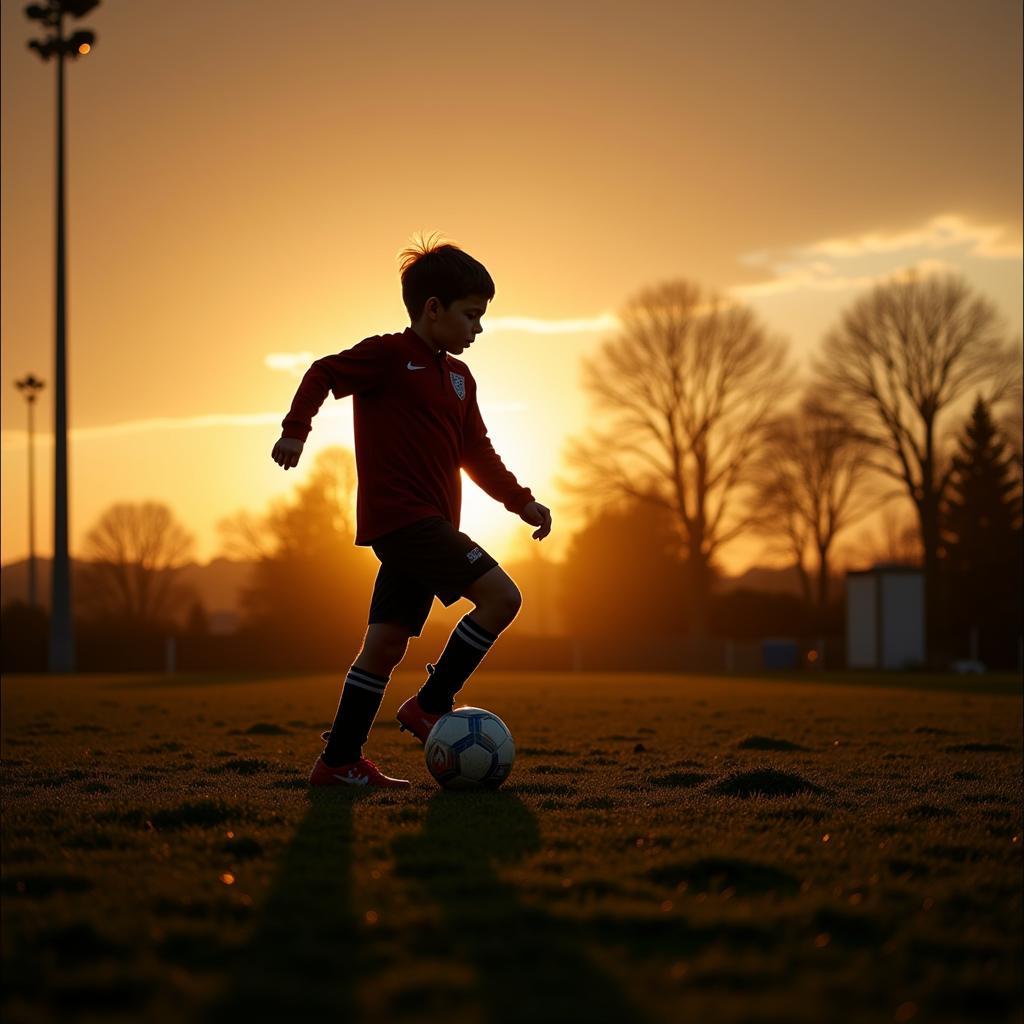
top-left (217, 446), bottom-right (372, 655)
top-left (814, 268), bottom-right (1020, 650)
top-left (562, 279), bottom-right (791, 633)
top-left (218, 447), bottom-right (358, 561)
top-left (216, 509), bottom-right (276, 562)
top-left (78, 502), bottom-right (196, 627)
top-left (751, 479), bottom-right (814, 610)
top-left (750, 398), bottom-right (878, 612)
top-left (294, 446), bottom-right (359, 540)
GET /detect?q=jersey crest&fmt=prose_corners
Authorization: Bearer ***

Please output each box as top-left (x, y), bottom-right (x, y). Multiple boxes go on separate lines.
top-left (450, 371), bottom-right (466, 400)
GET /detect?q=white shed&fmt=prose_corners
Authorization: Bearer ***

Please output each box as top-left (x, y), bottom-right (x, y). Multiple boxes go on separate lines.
top-left (846, 566), bottom-right (925, 670)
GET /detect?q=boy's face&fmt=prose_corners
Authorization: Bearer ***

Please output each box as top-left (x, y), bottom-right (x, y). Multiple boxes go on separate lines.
top-left (427, 294), bottom-right (489, 355)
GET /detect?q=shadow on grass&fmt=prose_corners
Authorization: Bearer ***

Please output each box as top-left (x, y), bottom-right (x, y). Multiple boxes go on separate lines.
top-left (202, 787), bottom-right (369, 1023)
top-left (392, 791), bottom-right (648, 1024)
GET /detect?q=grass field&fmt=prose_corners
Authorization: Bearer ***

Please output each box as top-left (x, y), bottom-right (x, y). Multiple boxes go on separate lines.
top-left (2, 669), bottom-right (1021, 1024)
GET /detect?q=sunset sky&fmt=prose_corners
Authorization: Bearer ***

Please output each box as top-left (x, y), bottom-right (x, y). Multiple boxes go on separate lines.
top-left (2, 0), bottom-right (1021, 573)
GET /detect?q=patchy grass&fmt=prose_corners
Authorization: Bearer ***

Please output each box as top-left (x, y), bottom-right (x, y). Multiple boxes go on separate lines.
top-left (710, 767), bottom-right (825, 798)
top-left (1, 669), bottom-right (1022, 1024)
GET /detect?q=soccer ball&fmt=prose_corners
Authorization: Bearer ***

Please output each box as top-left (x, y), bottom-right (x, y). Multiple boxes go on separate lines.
top-left (424, 707), bottom-right (515, 790)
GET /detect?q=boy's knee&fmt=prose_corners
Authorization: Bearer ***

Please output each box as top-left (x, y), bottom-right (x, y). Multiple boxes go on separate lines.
top-left (466, 569), bottom-right (522, 631)
top-left (491, 580), bottom-right (522, 626)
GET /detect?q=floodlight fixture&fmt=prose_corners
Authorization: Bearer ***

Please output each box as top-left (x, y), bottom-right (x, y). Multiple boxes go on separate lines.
top-left (67, 29), bottom-right (95, 57)
top-left (27, 0), bottom-right (99, 61)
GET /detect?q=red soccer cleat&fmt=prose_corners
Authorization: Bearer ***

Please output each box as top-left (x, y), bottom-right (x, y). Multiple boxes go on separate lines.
top-left (397, 665), bottom-right (456, 744)
top-left (396, 667), bottom-right (455, 744)
top-left (396, 694), bottom-right (448, 744)
top-left (309, 750), bottom-right (410, 789)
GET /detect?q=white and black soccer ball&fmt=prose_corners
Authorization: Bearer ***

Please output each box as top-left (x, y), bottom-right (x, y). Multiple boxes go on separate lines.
top-left (424, 707), bottom-right (515, 790)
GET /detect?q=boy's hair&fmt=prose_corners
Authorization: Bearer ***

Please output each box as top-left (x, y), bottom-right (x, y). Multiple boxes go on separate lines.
top-left (399, 234), bottom-right (495, 320)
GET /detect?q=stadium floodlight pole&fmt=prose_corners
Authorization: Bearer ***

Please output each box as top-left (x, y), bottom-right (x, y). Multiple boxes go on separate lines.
top-left (25, 0), bottom-right (99, 672)
top-left (14, 374), bottom-right (46, 608)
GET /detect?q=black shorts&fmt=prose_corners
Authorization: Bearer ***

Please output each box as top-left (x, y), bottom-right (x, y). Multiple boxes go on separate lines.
top-left (367, 517), bottom-right (499, 636)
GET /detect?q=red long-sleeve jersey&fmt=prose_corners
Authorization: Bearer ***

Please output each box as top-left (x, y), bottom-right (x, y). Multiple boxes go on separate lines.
top-left (281, 327), bottom-right (535, 545)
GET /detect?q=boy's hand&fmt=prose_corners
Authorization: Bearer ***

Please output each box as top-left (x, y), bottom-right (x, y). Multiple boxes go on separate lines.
top-left (271, 436), bottom-right (304, 470)
top-left (520, 501), bottom-right (552, 540)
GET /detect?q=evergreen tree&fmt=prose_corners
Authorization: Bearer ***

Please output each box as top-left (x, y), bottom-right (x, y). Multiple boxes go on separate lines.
top-left (940, 398), bottom-right (1023, 667)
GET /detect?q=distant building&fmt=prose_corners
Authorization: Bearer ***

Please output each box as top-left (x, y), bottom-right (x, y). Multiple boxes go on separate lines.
top-left (846, 565), bottom-right (925, 669)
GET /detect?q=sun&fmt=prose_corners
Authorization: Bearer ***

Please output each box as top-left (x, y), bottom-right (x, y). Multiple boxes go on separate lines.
top-left (458, 472), bottom-right (522, 562)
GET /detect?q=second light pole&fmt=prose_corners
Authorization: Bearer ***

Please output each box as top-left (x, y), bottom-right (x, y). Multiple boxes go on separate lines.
top-left (15, 374), bottom-right (46, 608)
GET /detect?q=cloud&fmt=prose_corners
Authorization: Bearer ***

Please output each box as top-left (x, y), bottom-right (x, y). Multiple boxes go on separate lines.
top-left (729, 257), bottom-right (963, 299)
top-left (806, 214), bottom-right (1022, 261)
top-left (1, 411), bottom-right (298, 452)
top-left (265, 352), bottom-right (316, 378)
top-left (1, 402), bottom-right (527, 452)
top-left (731, 213), bottom-right (1022, 300)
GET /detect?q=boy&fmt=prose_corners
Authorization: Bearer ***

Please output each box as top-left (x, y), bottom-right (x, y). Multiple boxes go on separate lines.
top-left (271, 240), bottom-right (552, 788)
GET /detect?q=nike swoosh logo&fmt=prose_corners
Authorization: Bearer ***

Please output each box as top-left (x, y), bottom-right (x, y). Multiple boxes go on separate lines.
top-left (407, 361), bottom-right (426, 370)
top-left (332, 772), bottom-right (369, 785)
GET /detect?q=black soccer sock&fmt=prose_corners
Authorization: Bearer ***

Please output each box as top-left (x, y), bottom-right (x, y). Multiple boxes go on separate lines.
top-left (323, 665), bottom-right (391, 765)
top-left (417, 615), bottom-right (499, 712)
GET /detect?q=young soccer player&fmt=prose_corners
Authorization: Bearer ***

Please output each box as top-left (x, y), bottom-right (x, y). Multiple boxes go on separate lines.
top-left (271, 240), bottom-right (552, 788)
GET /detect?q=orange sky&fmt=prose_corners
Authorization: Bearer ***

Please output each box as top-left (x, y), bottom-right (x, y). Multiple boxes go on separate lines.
top-left (2, 0), bottom-right (1021, 572)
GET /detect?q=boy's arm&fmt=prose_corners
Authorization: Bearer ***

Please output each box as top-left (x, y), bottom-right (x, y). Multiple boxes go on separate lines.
top-left (280, 337), bottom-right (390, 442)
top-left (461, 384), bottom-right (535, 515)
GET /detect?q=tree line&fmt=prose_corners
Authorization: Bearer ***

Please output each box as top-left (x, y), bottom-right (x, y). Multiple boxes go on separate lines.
top-left (562, 268), bottom-right (1021, 664)
top-left (2, 265), bottom-right (1020, 671)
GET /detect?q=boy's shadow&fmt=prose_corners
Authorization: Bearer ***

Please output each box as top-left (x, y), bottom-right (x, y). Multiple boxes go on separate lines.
top-left (392, 791), bottom-right (647, 1024)
top-left (203, 788), bottom-right (369, 1023)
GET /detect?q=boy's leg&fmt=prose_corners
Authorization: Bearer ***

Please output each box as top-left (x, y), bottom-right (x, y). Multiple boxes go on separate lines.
top-left (462, 565), bottom-right (524, 635)
top-left (416, 566), bottom-right (521, 712)
top-left (322, 622), bottom-right (412, 766)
